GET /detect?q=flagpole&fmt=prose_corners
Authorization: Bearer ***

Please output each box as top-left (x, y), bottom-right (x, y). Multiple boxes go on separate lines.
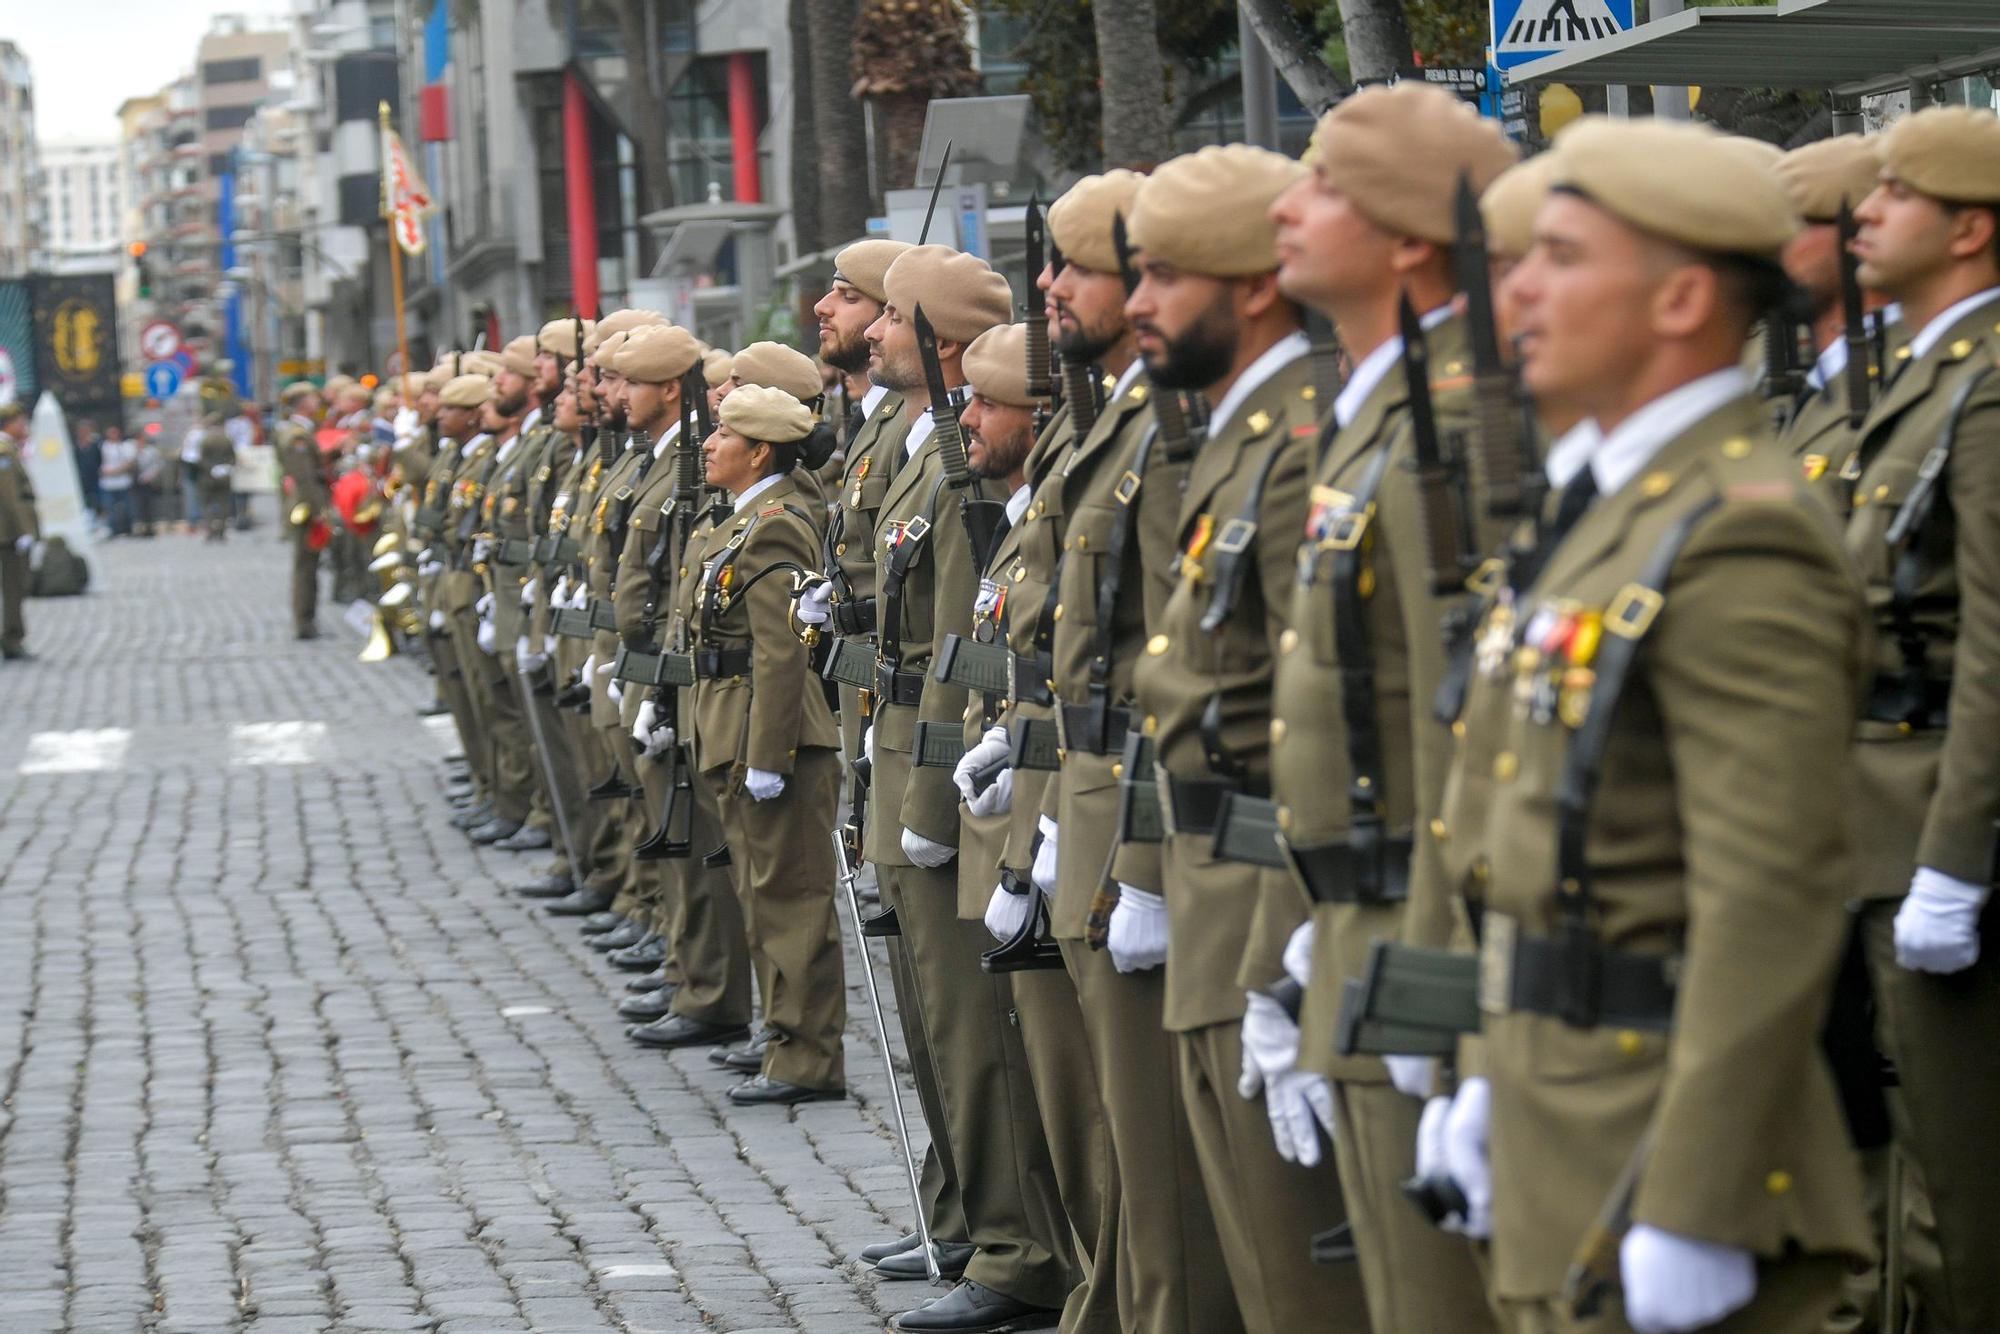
top-left (380, 101), bottom-right (413, 404)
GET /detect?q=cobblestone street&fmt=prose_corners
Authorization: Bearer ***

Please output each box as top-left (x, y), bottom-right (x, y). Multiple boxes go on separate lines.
top-left (0, 517), bottom-right (929, 1333)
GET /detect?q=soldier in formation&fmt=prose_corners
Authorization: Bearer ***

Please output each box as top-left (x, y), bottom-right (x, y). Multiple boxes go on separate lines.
top-left (330, 89), bottom-right (2000, 1334)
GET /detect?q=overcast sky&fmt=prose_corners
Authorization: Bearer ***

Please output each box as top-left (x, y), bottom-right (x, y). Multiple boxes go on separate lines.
top-left (10, 3), bottom-right (291, 144)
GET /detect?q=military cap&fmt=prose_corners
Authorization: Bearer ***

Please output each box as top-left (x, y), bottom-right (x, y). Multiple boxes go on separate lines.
top-left (499, 335), bottom-right (538, 378)
top-left (537, 317), bottom-right (593, 360)
top-left (1878, 106), bottom-right (2000, 204)
top-left (594, 331), bottom-right (631, 368)
top-left (323, 373), bottom-right (356, 398)
top-left (372, 387), bottom-right (398, 412)
top-left (1129, 145), bottom-right (1305, 276)
top-left (439, 374), bottom-right (493, 408)
top-left (1046, 170), bottom-right (1146, 275)
top-left (611, 324), bottom-right (702, 384)
top-left (459, 349), bottom-right (504, 378)
top-left (1313, 83), bottom-right (1518, 244)
top-left (702, 346), bottom-right (735, 388)
top-left (1481, 153), bottom-right (1558, 260)
top-left (731, 341), bottom-right (821, 402)
top-left (719, 383), bottom-right (814, 445)
top-left (584, 308), bottom-right (665, 356)
top-left (961, 324), bottom-right (1039, 409)
top-left (883, 244), bottom-right (1014, 344)
top-left (1771, 135), bottom-right (1882, 223)
top-left (1719, 135), bottom-right (1784, 171)
top-left (833, 239), bottom-right (912, 303)
top-left (1548, 117), bottom-right (1800, 260)
top-left (280, 380), bottom-right (319, 405)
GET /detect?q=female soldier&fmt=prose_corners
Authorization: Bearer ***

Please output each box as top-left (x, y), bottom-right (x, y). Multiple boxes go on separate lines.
top-left (684, 384), bottom-right (847, 1105)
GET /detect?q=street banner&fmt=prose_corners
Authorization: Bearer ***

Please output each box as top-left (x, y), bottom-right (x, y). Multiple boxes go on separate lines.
top-left (28, 274), bottom-right (123, 427)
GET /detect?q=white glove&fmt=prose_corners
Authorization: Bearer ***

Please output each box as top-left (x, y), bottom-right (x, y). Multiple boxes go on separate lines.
top-left (551, 574), bottom-right (570, 605)
top-left (953, 724), bottom-right (1014, 817)
top-left (418, 559), bottom-right (443, 578)
top-left (1620, 1225), bottom-right (1757, 1334)
top-left (13, 534), bottom-right (31, 553)
top-left (521, 576), bottom-right (539, 608)
top-left (1894, 867), bottom-right (1989, 973)
top-left (472, 537), bottom-right (493, 563)
top-left (607, 675), bottom-right (623, 705)
top-left (475, 591), bottom-right (494, 618)
top-left (1107, 886), bottom-right (1168, 973)
top-left (632, 701), bottom-right (675, 758)
top-left (745, 767), bottom-right (786, 801)
top-left (796, 578), bottom-right (833, 626)
top-left (1237, 990), bottom-right (1335, 1167)
top-left (580, 653), bottom-right (597, 683)
top-left (210, 465), bottom-right (230, 479)
top-left (594, 658), bottom-right (614, 678)
top-left (475, 618), bottom-right (496, 653)
top-left (1439, 1077), bottom-right (1493, 1238)
top-left (393, 404), bottom-right (420, 444)
top-left (1384, 1055), bottom-right (1437, 1100)
top-left (863, 724), bottom-right (875, 766)
top-left (1415, 1095), bottom-right (1470, 1233)
top-left (567, 584), bottom-right (589, 609)
top-left (428, 608), bottom-right (445, 630)
top-left (1031, 816), bottom-right (1060, 894)
top-left (515, 635), bottom-right (547, 673)
top-left (901, 828), bottom-right (957, 868)
top-left (984, 883), bottom-right (1037, 944)
top-left (1282, 919), bottom-right (1314, 987)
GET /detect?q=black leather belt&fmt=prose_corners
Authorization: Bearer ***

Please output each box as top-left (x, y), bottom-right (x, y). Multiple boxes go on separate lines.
top-left (1282, 836), bottom-right (1412, 905)
top-left (1056, 702), bottom-right (1132, 756)
top-left (873, 661), bottom-right (926, 707)
top-left (1863, 675), bottom-right (1950, 730)
top-left (1163, 774), bottom-right (1268, 838)
top-left (693, 647), bottom-right (753, 679)
top-left (831, 597), bottom-right (876, 635)
top-left (1479, 913), bottom-right (1678, 1031)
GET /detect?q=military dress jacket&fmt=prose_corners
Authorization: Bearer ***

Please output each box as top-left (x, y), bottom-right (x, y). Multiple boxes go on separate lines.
top-left (482, 426), bottom-right (558, 647)
top-left (1779, 361), bottom-right (1869, 510)
top-left (866, 421), bottom-right (1007, 867)
top-left (827, 394), bottom-right (911, 767)
top-left (615, 426), bottom-right (696, 735)
top-left (583, 441), bottom-right (656, 727)
top-left (1843, 293), bottom-right (2000, 897)
top-left (1126, 350), bottom-right (1318, 1032)
top-left (277, 419), bottom-right (332, 519)
top-left (687, 472), bottom-right (839, 779)
top-left (0, 433), bottom-right (39, 543)
top-left (1442, 393), bottom-right (1871, 1299)
top-left (392, 423), bottom-right (437, 495)
top-left (957, 512), bottom-right (1029, 919)
top-left (439, 433), bottom-right (498, 618)
top-left (521, 427), bottom-right (578, 652)
top-left (416, 435), bottom-right (467, 620)
top-left (1042, 374), bottom-right (1187, 938)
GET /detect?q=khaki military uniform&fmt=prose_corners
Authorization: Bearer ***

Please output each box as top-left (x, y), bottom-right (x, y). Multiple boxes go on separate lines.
top-left (686, 472), bottom-right (846, 1088)
top-left (1841, 293), bottom-right (2000, 1331)
top-left (871, 420), bottom-right (1071, 1309)
top-left (1442, 392), bottom-right (1871, 1328)
top-left (277, 416), bottom-right (331, 636)
top-left (0, 430), bottom-right (38, 655)
top-left (195, 428), bottom-right (235, 535)
top-left (483, 419), bottom-right (566, 841)
top-left (1269, 315), bottom-right (1496, 1330)
top-left (1125, 348), bottom-right (1367, 1331)
top-left (418, 434), bottom-right (483, 793)
top-left (444, 433), bottom-right (533, 823)
top-left (1043, 367), bottom-right (1240, 1334)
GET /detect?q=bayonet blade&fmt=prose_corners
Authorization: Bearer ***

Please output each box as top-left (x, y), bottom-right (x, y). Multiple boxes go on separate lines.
top-left (918, 140), bottom-right (954, 246)
top-left (1024, 191), bottom-right (1052, 399)
top-left (914, 304), bottom-right (972, 486)
top-left (1838, 198), bottom-right (1872, 430)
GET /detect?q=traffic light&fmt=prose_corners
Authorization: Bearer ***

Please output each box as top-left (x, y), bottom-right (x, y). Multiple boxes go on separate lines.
top-left (129, 241), bottom-right (152, 298)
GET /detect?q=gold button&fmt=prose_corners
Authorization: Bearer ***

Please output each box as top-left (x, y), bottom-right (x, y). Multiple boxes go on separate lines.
top-left (1111, 762), bottom-right (1124, 779)
top-left (1451, 719), bottom-right (1466, 739)
top-left (1641, 471), bottom-right (1672, 498)
top-left (1270, 718), bottom-right (1287, 744)
top-left (1493, 751), bottom-right (1518, 780)
top-left (1721, 437), bottom-right (1751, 459)
top-left (679, 566), bottom-right (688, 578)
top-left (1146, 633), bottom-right (1170, 656)
top-left (1895, 345), bottom-right (1912, 360)
top-left (1616, 1030), bottom-right (1643, 1056)
top-left (1951, 338), bottom-right (1974, 358)
top-left (1301, 385), bottom-right (1316, 401)
top-left (1279, 628), bottom-right (1299, 654)
top-left (1247, 410), bottom-right (1271, 434)
top-left (1766, 1170), bottom-right (1793, 1196)
top-left (1143, 713), bottom-right (1158, 735)
top-left (1053, 604), bottom-right (1065, 621)
top-left (835, 542), bottom-right (847, 556)
top-left (1852, 493), bottom-right (1867, 509)
top-left (1075, 534), bottom-right (1088, 551)
top-left (1276, 806), bottom-right (1292, 831)
top-left (1429, 817), bottom-right (1448, 842)
top-left (1013, 563), bottom-right (1026, 580)
top-left (1874, 483), bottom-right (1890, 500)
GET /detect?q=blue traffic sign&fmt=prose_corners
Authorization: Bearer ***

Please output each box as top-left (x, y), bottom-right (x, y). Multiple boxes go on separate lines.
top-left (144, 361), bottom-right (183, 399)
top-left (1490, 0), bottom-right (1634, 71)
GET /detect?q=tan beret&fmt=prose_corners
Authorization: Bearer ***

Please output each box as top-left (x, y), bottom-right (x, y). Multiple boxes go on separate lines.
top-left (500, 335), bottom-right (538, 378)
top-left (1481, 154), bottom-right (1558, 259)
top-left (1549, 116), bottom-right (1799, 260)
top-left (961, 324), bottom-right (1038, 409)
top-left (419, 365), bottom-right (452, 394)
top-left (1771, 135), bottom-right (1881, 223)
top-left (584, 308), bottom-right (665, 356)
top-left (538, 317), bottom-right (593, 360)
top-left (459, 350), bottom-right (503, 378)
top-left (1879, 106), bottom-right (2000, 204)
top-left (702, 347), bottom-right (735, 388)
top-left (731, 341), bottom-right (821, 402)
top-left (323, 374), bottom-right (356, 397)
top-left (718, 383), bottom-right (814, 444)
top-left (593, 331), bottom-right (629, 368)
top-left (612, 325), bottom-right (702, 384)
top-left (280, 380), bottom-right (319, 405)
top-left (1314, 83), bottom-right (1519, 244)
top-left (439, 374), bottom-right (492, 408)
top-left (1719, 136), bottom-right (1784, 172)
top-left (1129, 145), bottom-right (1306, 276)
top-left (883, 244), bottom-right (1015, 344)
top-left (1048, 170), bottom-right (1146, 274)
top-left (833, 239), bottom-right (912, 303)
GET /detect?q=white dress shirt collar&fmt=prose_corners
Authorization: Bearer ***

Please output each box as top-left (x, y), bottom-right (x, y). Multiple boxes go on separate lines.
top-left (521, 405), bottom-right (543, 434)
top-left (1005, 482), bottom-right (1032, 526)
top-left (860, 382), bottom-right (891, 417)
top-left (1111, 358), bottom-right (1146, 402)
top-left (732, 471), bottom-right (785, 513)
top-left (651, 420), bottom-right (681, 460)
top-left (1544, 367), bottom-right (1749, 498)
top-left (1333, 303), bottom-right (1454, 430)
top-left (1207, 331), bottom-right (1310, 440)
top-left (904, 406), bottom-right (937, 459)
top-left (1908, 288), bottom-right (2000, 362)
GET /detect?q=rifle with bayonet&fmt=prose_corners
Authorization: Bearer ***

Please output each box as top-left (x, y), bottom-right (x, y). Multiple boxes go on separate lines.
top-left (914, 305), bottom-right (1007, 572)
top-left (918, 140), bottom-right (953, 246)
top-left (1399, 292), bottom-right (1483, 598)
top-left (1047, 231), bottom-right (1101, 435)
top-left (1023, 191), bottom-right (1054, 438)
top-left (1455, 173), bottom-right (1540, 534)
top-left (1837, 200), bottom-right (1874, 430)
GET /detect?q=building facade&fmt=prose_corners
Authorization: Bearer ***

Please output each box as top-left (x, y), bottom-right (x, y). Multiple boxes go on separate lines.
top-left (40, 140), bottom-right (124, 274)
top-left (0, 41), bottom-right (41, 276)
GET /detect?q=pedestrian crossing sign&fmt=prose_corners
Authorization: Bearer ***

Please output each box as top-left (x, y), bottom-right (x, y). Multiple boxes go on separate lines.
top-left (1491, 0), bottom-right (1634, 71)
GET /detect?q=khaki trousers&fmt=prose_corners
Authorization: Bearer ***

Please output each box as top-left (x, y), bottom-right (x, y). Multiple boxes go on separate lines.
top-left (659, 765), bottom-right (750, 1028)
top-left (290, 533), bottom-right (319, 634)
top-left (1177, 1022), bottom-right (1369, 1334)
top-left (431, 628), bottom-right (486, 799)
top-left (0, 547), bottom-right (24, 653)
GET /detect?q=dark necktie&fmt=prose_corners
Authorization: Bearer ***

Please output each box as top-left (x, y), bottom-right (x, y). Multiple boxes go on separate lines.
top-left (1513, 466), bottom-right (1599, 592)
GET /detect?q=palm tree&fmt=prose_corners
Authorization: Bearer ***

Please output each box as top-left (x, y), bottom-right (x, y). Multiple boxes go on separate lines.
top-left (851, 0), bottom-right (981, 194)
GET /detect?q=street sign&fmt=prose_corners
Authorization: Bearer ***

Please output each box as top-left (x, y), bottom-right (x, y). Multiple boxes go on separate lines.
top-left (139, 319), bottom-right (183, 362)
top-left (1491, 0), bottom-right (1634, 72)
top-left (171, 348), bottom-right (196, 377)
top-left (1400, 66), bottom-right (1489, 94)
top-left (144, 361), bottom-right (183, 399)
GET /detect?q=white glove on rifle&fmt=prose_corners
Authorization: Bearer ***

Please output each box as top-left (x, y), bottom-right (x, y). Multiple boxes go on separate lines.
top-left (901, 828), bottom-right (957, 868)
top-left (579, 653), bottom-right (597, 684)
top-left (796, 578), bottom-right (833, 627)
top-left (632, 701), bottom-right (675, 759)
top-left (1237, 990), bottom-right (1336, 1167)
top-left (418, 559), bottom-right (443, 578)
top-left (551, 574), bottom-right (571, 605)
top-left (1385, 1055), bottom-right (1437, 1100)
top-left (1283, 919), bottom-right (1314, 986)
top-left (1107, 886), bottom-right (1167, 973)
top-left (953, 724), bottom-right (1014, 818)
top-left (472, 537), bottom-right (493, 564)
top-left (515, 635), bottom-right (547, 673)
top-left (606, 675), bottom-right (623, 705)
top-left (428, 608), bottom-right (445, 630)
top-left (1437, 1077), bottom-right (1493, 1238)
top-left (1894, 867), bottom-right (1989, 973)
top-left (744, 767), bottom-right (786, 801)
top-left (567, 583), bottom-right (590, 609)
top-left (862, 724), bottom-right (875, 767)
top-left (475, 618), bottom-right (496, 654)
top-left (984, 882), bottom-right (1038, 944)
top-left (1031, 816), bottom-right (1060, 894)
top-left (1621, 1226), bottom-right (1757, 1334)
top-left (520, 576), bottom-right (539, 608)
top-left (475, 591), bottom-right (494, 619)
